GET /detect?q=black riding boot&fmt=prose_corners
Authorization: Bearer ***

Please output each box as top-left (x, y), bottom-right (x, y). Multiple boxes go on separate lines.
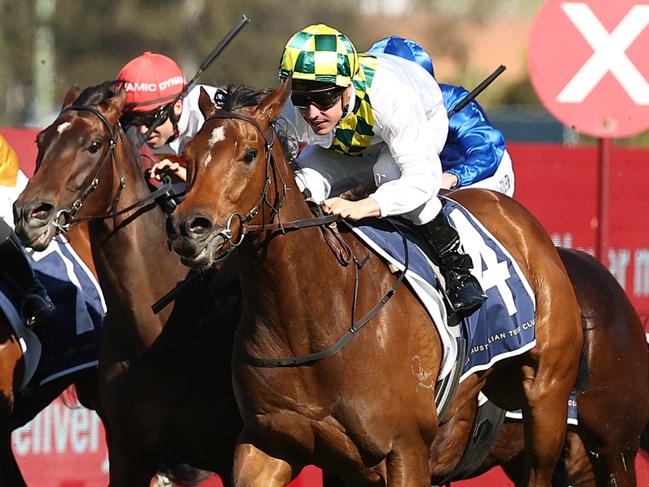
top-left (0, 219), bottom-right (55, 328)
top-left (420, 210), bottom-right (486, 319)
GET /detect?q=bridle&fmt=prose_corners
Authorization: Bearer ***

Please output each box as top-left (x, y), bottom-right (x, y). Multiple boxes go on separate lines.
top-left (45, 105), bottom-right (172, 238)
top-left (203, 109), bottom-right (408, 367)
top-left (50, 106), bottom-right (123, 234)
top-left (202, 110), bottom-right (342, 261)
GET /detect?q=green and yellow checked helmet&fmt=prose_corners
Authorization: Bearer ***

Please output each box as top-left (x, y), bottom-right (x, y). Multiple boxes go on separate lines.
top-left (279, 24), bottom-right (359, 88)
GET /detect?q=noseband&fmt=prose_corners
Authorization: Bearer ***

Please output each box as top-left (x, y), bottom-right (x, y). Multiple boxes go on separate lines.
top-left (202, 110), bottom-right (341, 260)
top-left (201, 111), bottom-right (281, 260)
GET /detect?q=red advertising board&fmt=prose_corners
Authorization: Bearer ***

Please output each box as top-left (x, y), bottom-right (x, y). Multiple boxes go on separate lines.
top-left (11, 397), bottom-right (649, 486)
top-left (11, 399), bottom-right (324, 487)
top-left (13, 397), bottom-right (108, 486)
top-left (3, 128), bottom-right (649, 484)
top-left (509, 142), bottom-right (649, 324)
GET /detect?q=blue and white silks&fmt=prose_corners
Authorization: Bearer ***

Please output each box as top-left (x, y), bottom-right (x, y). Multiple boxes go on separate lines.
top-left (368, 36), bottom-right (507, 189)
top-left (0, 235), bottom-right (105, 390)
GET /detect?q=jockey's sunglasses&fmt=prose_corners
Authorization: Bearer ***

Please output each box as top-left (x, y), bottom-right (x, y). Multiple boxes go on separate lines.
top-left (291, 87), bottom-right (345, 111)
top-left (120, 104), bottom-right (171, 129)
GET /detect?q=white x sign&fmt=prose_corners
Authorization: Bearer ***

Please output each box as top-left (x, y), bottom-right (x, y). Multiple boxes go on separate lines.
top-left (557, 2), bottom-right (649, 105)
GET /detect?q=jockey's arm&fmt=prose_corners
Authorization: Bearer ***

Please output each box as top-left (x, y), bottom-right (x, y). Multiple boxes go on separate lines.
top-left (368, 78), bottom-right (446, 221)
top-left (443, 99), bottom-right (505, 189)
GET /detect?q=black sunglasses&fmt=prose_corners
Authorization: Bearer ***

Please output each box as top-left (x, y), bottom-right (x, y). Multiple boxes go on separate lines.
top-left (291, 88), bottom-right (345, 111)
top-left (121, 104), bottom-right (171, 129)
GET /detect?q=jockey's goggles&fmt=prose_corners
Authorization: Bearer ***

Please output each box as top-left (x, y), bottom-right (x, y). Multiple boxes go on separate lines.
top-left (121, 103), bottom-right (171, 129)
top-left (291, 86), bottom-right (345, 111)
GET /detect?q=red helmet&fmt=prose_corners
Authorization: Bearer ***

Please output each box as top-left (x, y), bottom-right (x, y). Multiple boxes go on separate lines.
top-left (117, 52), bottom-right (187, 112)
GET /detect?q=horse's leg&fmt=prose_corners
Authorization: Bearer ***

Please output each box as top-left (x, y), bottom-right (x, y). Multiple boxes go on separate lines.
top-left (488, 316), bottom-right (581, 485)
top-left (573, 426), bottom-right (638, 487)
top-left (0, 433), bottom-right (27, 487)
top-left (233, 441), bottom-right (293, 487)
top-left (520, 260), bottom-right (583, 486)
top-left (571, 378), bottom-right (643, 487)
top-left (516, 357), bottom-right (575, 486)
top-left (562, 432), bottom-right (596, 486)
top-left (106, 433), bottom-right (158, 487)
top-left (384, 438), bottom-right (432, 487)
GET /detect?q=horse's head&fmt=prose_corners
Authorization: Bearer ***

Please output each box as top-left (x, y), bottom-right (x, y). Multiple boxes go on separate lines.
top-left (167, 80), bottom-right (291, 270)
top-left (14, 82), bottom-right (126, 250)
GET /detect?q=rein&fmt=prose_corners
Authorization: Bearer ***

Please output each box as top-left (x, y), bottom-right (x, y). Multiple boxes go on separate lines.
top-left (206, 109), bottom-right (408, 367)
top-left (240, 222), bottom-right (409, 367)
top-left (50, 105), bottom-right (173, 236)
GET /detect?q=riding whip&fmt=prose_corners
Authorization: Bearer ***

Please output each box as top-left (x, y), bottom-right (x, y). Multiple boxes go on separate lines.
top-left (149, 16), bottom-right (251, 315)
top-left (447, 64), bottom-right (506, 118)
top-left (138, 14), bottom-right (252, 145)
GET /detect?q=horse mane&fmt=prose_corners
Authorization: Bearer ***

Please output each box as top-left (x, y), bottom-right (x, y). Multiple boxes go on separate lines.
top-left (73, 80), bottom-right (121, 107)
top-left (213, 84), bottom-right (271, 112)
top-left (214, 84), bottom-right (298, 164)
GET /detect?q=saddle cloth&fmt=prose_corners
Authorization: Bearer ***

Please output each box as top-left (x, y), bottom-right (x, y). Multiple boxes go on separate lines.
top-left (506, 392), bottom-right (579, 425)
top-left (347, 197), bottom-right (537, 382)
top-left (0, 235), bottom-right (105, 390)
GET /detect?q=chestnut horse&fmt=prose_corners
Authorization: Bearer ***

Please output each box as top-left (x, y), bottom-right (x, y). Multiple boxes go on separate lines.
top-left (13, 82), bottom-right (242, 486)
top-left (166, 82), bottom-right (583, 486)
top-left (322, 248), bottom-right (649, 486)
top-left (445, 248), bottom-right (649, 486)
top-left (0, 224), bottom-right (100, 486)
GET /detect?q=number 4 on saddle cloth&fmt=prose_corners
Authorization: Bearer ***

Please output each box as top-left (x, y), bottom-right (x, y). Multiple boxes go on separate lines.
top-left (0, 235), bottom-right (105, 391)
top-left (347, 196), bottom-right (537, 386)
top-left (348, 197), bottom-right (579, 467)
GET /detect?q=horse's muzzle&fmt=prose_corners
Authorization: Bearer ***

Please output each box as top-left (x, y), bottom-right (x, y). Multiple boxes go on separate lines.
top-left (13, 201), bottom-right (57, 251)
top-left (166, 213), bottom-right (227, 270)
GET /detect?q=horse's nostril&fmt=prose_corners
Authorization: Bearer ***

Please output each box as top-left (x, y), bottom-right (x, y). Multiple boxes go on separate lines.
top-left (185, 216), bottom-right (212, 238)
top-left (30, 202), bottom-right (54, 222)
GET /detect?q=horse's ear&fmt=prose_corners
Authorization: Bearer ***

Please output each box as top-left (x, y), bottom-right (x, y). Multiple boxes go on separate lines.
top-left (105, 89), bottom-right (127, 123)
top-left (62, 86), bottom-right (81, 109)
top-left (255, 77), bottom-right (291, 121)
top-left (198, 87), bottom-right (218, 118)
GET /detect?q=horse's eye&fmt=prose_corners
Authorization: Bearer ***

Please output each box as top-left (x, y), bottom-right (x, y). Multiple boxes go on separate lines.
top-left (243, 148), bottom-right (257, 164)
top-left (88, 140), bottom-right (102, 154)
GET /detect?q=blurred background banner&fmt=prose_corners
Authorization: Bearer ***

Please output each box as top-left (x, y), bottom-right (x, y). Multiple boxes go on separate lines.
top-left (0, 0), bottom-right (566, 141)
top-left (7, 0), bottom-right (648, 144)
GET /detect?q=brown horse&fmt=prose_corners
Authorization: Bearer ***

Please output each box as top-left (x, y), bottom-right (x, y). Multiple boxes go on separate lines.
top-left (13, 82), bottom-right (242, 486)
top-left (472, 247), bottom-right (649, 487)
top-left (0, 223), bottom-right (100, 486)
top-left (166, 82), bottom-right (583, 486)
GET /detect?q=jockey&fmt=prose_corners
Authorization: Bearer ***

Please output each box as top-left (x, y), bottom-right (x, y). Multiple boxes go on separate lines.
top-left (0, 134), bottom-right (56, 327)
top-left (279, 24), bottom-right (486, 318)
top-left (116, 51), bottom-right (219, 183)
top-left (369, 36), bottom-right (514, 196)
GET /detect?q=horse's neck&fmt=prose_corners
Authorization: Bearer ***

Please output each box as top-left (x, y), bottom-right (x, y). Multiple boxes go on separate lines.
top-left (89, 140), bottom-right (186, 348)
top-left (237, 185), bottom-right (356, 353)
